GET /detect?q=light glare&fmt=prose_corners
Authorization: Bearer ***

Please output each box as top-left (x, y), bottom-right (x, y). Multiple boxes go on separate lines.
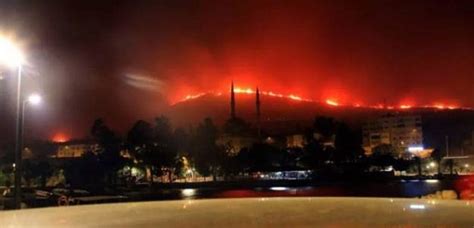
top-left (27, 94), bottom-right (41, 105)
top-left (0, 37), bottom-right (24, 67)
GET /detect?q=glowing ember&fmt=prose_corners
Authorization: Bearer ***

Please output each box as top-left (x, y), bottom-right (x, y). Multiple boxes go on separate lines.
top-left (288, 95), bottom-right (303, 101)
top-left (400, 105), bottom-right (412, 109)
top-left (325, 99), bottom-right (339, 106)
top-left (434, 104), bottom-right (446, 109)
top-left (183, 93), bottom-right (206, 101)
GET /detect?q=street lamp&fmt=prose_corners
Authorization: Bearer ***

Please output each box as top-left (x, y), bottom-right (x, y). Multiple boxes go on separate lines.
top-left (0, 35), bottom-right (25, 209)
top-left (27, 94), bottom-right (41, 105)
top-left (0, 37), bottom-right (24, 68)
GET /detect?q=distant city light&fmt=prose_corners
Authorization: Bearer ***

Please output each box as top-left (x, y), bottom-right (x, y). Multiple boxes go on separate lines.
top-left (408, 146), bottom-right (424, 153)
top-left (270, 187), bottom-right (289, 191)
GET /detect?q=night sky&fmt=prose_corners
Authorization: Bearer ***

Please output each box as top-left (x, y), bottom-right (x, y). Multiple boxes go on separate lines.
top-left (0, 0), bottom-right (473, 141)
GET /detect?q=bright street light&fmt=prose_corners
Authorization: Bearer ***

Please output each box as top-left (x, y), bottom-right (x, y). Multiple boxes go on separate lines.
top-left (0, 37), bottom-right (24, 68)
top-left (27, 94), bottom-right (41, 105)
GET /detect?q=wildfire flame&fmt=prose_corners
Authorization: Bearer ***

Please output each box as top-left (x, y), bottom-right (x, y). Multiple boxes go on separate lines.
top-left (52, 133), bottom-right (68, 143)
top-left (325, 99), bottom-right (339, 106)
top-left (177, 86), bottom-right (468, 110)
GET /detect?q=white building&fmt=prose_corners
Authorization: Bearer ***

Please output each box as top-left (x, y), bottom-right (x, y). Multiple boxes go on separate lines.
top-left (363, 115), bottom-right (423, 155)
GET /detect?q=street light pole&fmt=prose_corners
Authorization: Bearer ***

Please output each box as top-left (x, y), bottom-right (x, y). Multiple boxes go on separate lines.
top-left (0, 36), bottom-right (25, 209)
top-left (14, 65), bottom-right (23, 209)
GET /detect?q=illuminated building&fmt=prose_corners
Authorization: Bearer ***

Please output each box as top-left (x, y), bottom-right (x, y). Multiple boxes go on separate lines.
top-left (363, 114), bottom-right (423, 155)
top-left (286, 134), bottom-right (305, 148)
top-left (51, 140), bottom-right (98, 158)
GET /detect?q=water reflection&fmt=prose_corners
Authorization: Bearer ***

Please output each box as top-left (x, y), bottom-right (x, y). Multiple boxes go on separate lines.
top-left (269, 187), bottom-right (289, 191)
top-left (148, 180), bottom-right (453, 201)
top-left (181, 189), bottom-right (196, 198)
top-left (409, 204), bottom-right (426, 210)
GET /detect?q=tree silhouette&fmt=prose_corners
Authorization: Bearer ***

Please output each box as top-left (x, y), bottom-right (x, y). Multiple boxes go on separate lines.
top-left (370, 144), bottom-right (397, 171)
top-left (191, 118), bottom-right (224, 180)
top-left (127, 120), bottom-right (155, 184)
top-left (91, 118), bottom-right (125, 187)
top-left (63, 151), bottom-right (104, 189)
top-left (313, 116), bottom-right (336, 138)
top-left (334, 123), bottom-right (364, 163)
top-left (430, 148), bottom-right (443, 176)
top-left (153, 116), bottom-right (177, 182)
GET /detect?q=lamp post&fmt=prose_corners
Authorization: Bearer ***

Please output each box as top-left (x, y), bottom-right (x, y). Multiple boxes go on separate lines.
top-left (0, 36), bottom-right (25, 209)
top-left (14, 65), bottom-right (23, 209)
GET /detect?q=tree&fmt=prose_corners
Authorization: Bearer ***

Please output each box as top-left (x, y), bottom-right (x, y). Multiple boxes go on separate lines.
top-left (237, 143), bottom-right (282, 172)
top-left (413, 156), bottom-right (422, 176)
top-left (370, 144), bottom-right (397, 171)
top-left (127, 120), bottom-right (155, 184)
top-left (191, 118), bottom-right (224, 180)
top-left (91, 118), bottom-right (125, 187)
top-left (430, 148), bottom-right (443, 176)
top-left (301, 137), bottom-right (328, 169)
top-left (63, 151), bottom-right (104, 189)
top-left (333, 123), bottom-right (364, 164)
top-left (22, 160), bottom-right (53, 187)
top-left (313, 116), bottom-right (336, 138)
top-left (153, 116), bottom-right (178, 182)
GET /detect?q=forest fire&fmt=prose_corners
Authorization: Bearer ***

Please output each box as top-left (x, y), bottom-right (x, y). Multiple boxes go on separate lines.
top-left (177, 87), bottom-right (314, 104)
top-left (51, 133), bottom-right (69, 143)
top-left (325, 99), bottom-right (339, 106)
top-left (176, 86), bottom-right (467, 111)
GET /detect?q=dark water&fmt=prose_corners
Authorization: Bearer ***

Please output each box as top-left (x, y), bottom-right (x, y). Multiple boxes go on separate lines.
top-left (128, 179), bottom-right (456, 202)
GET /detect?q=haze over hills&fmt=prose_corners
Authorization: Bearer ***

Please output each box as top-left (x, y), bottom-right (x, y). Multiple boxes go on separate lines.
top-left (167, 93), bottom-right (474, 155)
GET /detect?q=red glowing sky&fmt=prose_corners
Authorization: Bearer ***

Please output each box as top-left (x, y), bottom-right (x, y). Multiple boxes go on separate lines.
top-left (1, 1), bottom-right (474, 140)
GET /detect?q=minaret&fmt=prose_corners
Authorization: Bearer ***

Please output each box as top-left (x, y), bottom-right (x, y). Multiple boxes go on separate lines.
top-left (256, 86), bottom-right (261, 138)
top-left (230, 81), bottom-right (236, 119)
